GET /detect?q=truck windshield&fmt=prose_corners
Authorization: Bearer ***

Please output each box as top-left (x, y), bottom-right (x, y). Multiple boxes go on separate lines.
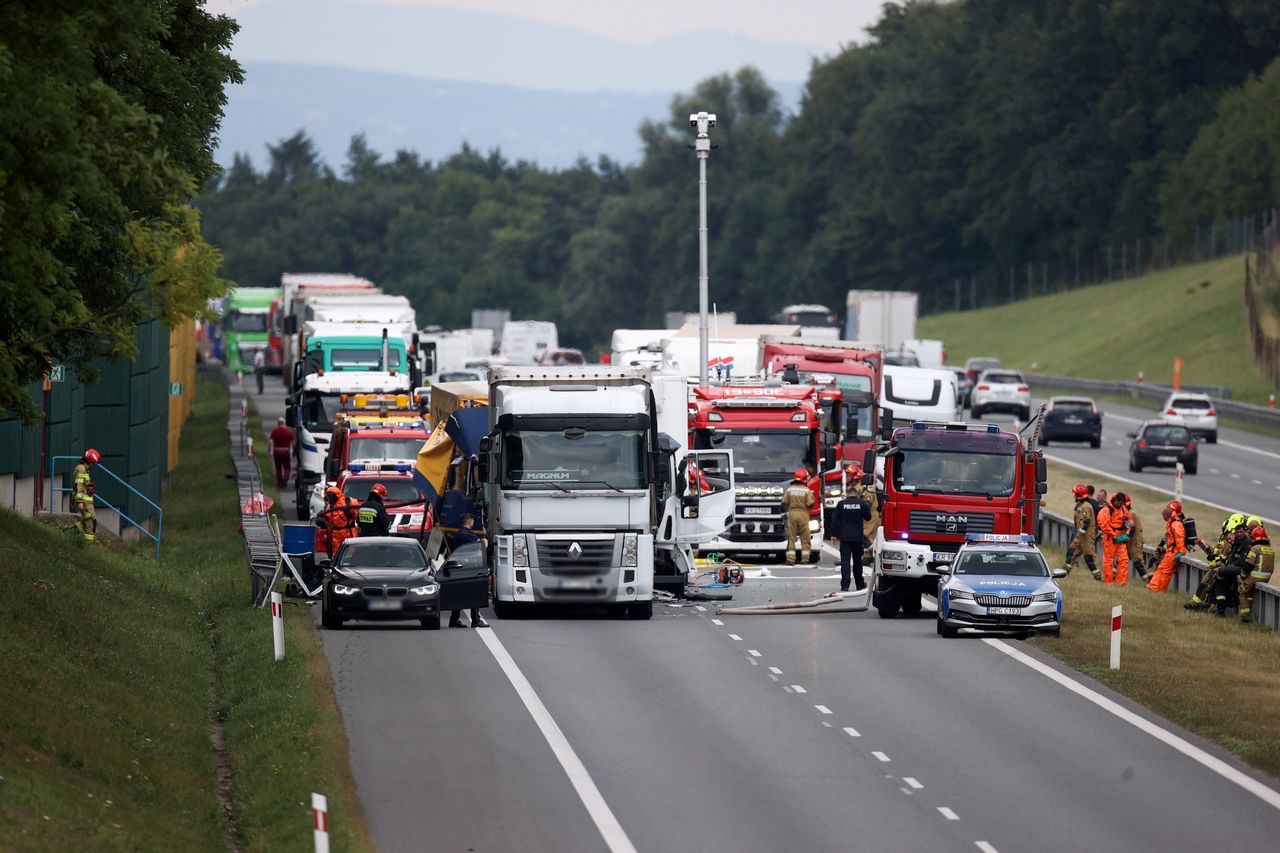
top-left (342, 478), bottom-right (422, 502)
top-left (302, 393), bottom-right (340, 433)
top-left (329, 348), bottom-right (403, 371)
top-left (349, 436), bottom-right (425, 462)
top-left (227, 310), bottom-right (268, 333)
top-left (695, 430), bottom-right (815, 479)
top-left (892, 450), bottom-right (1017, 497)
top-left (502, 429), bottom-right (647, 490)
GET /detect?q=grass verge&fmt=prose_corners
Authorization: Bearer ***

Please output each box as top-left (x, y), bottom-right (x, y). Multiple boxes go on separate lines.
top-left (0, 376), bottom-right (371, 851)
top-left (919, 254), bottom-right (1278, 405)
top-left (1027, 457), bottom-right (1280, 780)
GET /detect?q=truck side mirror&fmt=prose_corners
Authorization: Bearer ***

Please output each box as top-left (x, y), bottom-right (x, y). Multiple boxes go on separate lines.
top-left (285, 315), bottom-right (297, 335)
top-left (1035, 455), bottom-right (1047, 483)
top-left (862, 447), bottom-right (876, 472)
top-left (1036, 481), bottom-right (1048, 495)
top-left (422, 342), bottom-right (438, 377)
top-left (285, 407), bottom-right (298, 428)
top-left (880, 420), bottom-right (894, 442)
top-left (478, 436), bottom-right (492, 454)
top-left (822, 447), bottom-right (837, 471)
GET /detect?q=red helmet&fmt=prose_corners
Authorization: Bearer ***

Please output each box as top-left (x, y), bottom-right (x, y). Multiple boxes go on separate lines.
top-left (1072, 483), bottom-right (1088, 499)
top-left (371, 483), bottom-right (388, 498)
top-left (794, 468), bottom-right (809, 481)
top-left (1166, 500), bottom-right (1183, 516)
top-left (845, 464), bottom-right (863, 479)
top-left (1252, 526), bottom-right (1268, 542)
top-left (83, 448), bottom-right (101, 465)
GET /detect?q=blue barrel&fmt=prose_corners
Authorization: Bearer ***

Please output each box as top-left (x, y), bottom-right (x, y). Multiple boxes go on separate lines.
top-left (282, 522), bottom-right (314, 555)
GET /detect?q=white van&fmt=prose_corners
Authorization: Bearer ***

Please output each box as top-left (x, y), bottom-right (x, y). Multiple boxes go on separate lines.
top-left (880, 365), bottom-right (962, 428)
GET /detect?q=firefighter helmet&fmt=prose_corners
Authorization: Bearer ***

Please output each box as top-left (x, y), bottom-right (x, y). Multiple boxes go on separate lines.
top-left (83, 448), bottom-right (101, 465)
top-left (1072, 483), bottom-right (1089, 499)
top-left (793, 468), bottom-right (809, 481)
top-left (371, 483), bottom-right (388, 498)
top-left (1167, 500), bottom-right (1183, 516)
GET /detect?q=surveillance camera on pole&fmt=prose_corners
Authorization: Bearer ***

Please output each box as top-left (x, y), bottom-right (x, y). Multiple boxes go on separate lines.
top-left (689, 111), bottom-right (717, 387)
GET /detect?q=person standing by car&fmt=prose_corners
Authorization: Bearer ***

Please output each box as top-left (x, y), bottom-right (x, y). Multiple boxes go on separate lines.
top-left (252, 347), bottom-right (266, 394)
top-left (831, 469), bottom-right (873, 592)
top-left (1147, 501), bottom-right (1187, 592)
top-left (783, 468), bottom-right (815, 565)
top-left (72, 448), bottom-right (100, 543)
top-left (316, 485), bottom-right (356, 557)
top-left (356, 483), bottom-right (391, 536)
top-left (1097, 492), bottom-right (1132, 585)
top-left (1064, 483), bottom-right (1100, 580)
top-left (268, 417), bottom-right (295, 488)
top-left (446, 513), bottom-right (490, 628)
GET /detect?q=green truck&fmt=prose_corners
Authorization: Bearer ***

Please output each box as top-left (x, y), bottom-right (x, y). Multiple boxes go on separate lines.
top-left (223, 287), bottom-right (279, 374)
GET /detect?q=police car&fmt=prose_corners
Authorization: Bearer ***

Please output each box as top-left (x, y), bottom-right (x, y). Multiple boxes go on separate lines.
top-left (935, 534), bottom-right (1066, 638)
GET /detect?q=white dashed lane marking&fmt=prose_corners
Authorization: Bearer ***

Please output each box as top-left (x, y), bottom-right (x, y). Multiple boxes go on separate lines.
top-left (748, 649), bottom-right (761, 657)
top-left (903, 777), bottom-right (923, 790)
top-left (711, 619), bottom-right (724, 626)
top-left (791, 685), bottom-right (807, 694)
top-left (872, 751), bottom-right (890, 762)
top-left (694, 605), bottom-right (706, 612)
top-left (768, 666), bottom-right (782, 674)
top-left (938, 807), bottom-right (959, 821)
top-left (843, 727), bottom-right (861, 738)
top-left (814, 705), bottom-right (832, 715)
top-left (976, 842), bottom-right (999, 853)
top-left (728, 634), bottom-right (743, 641)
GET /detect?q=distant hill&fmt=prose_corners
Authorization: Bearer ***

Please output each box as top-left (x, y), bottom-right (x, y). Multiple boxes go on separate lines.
top-left (216, 61), bottom-right (804, 169)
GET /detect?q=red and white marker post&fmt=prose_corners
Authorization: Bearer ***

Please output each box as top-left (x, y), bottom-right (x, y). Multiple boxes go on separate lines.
top-left (271, 591), bottom-right (285, 662)
top-left (312, 792), bottom-right (330, 853)
top-left (1110, 605), bottom-right (1122, 670)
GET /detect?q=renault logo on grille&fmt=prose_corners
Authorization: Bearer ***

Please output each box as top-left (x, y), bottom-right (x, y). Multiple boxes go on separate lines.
top-left (567, 542), bottom-right (583, 561)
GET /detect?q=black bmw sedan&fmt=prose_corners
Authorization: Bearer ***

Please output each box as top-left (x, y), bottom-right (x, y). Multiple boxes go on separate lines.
top-left (322, 537), bottom-right (441, 629)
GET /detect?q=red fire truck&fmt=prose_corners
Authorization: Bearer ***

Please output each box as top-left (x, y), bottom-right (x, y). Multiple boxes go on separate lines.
top-left (871, 421), bottom-right (1046, 618)
top-left (688, 384), bottom-right (834, 561)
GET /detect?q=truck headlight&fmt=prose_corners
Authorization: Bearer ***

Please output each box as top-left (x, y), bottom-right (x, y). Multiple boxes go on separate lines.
top-left (512, 534), bottom-right (529, 567)
top-left (622, 533), bottom-right (638, 567)
top-left (1032, 591), bottom-right (1058, 603)
top-left (882, 550), bottom-right (906, 562)
top-left (825, 486), bottom-right (842, 496)
top-left (411, 583), bottom-right (438, 596)
top-left (949, 589), bottom-right (974, 601)
top-left (808, 519), bottom-right (820, 532)
top-left (406, 513), bottom-right (424, 527)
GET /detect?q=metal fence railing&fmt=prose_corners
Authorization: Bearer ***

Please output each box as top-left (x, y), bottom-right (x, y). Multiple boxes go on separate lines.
top-left (1039, 510), bottom-right (1280, 630)
top-left (49, 456), bottom-right (163, 558)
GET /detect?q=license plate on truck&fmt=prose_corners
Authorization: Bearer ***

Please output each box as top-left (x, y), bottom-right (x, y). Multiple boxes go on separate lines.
top-left (987, 606), bottom-right (1020, 615)
top-left (558, 578), bottom-right (596, 590)
top-left (741, 506), bottom-right (771, 515)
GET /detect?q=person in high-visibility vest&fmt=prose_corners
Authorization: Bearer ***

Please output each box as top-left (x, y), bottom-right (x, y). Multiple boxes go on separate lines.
top-left (356, 483), bottom-right (391, 536)
top-left (1063, 484), bottom-right (1099, 580)
top-left (73, 448), bottom-right (100, 542)
top-left (1147, 500), bottom-right (1186, 592)
top-left (1240, 525), bottom-right (1274, 623)
top-left (782, 468), bottom-right (815, 565)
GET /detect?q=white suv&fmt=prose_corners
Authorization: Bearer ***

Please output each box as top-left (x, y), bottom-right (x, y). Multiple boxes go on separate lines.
top-left (1162, 392), bottom-right (1218, 443)
top-left (971, 370), bottom-right (1032, 421)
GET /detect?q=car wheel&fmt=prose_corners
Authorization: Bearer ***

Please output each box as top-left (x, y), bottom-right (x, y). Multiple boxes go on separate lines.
top-left (1089, 437), bottom-right (1101, 448)
top-left (1208, 432), bottom-right (1218, 444)
top-left (605, 603), bottom-right (628, 617)
top-left (1186, 465), bottom-right (1197, 475)
top-left (321, 606), bottom-right (343, 630)
top-left (628, 601), bottom-right (654, 620)
top-left (1039, 434), bottom-right (1049, 446)
top-left (1131, 457), bottom-right (1142, 473)
top-left (421, 613), bottom-right (441, 630)
top-left (875, 588), bottom-right (899, 619)
top-left (900, 591), bottom-right (923, 616)
top-left (937, 617), bottom-right (958, 638)
top-left (493, 599), bottom-right (519, 620)
top-left (972, 406), bottom-right (983, 419)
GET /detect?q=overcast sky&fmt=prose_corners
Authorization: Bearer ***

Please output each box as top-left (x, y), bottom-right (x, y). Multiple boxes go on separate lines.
top-left (207, 0), bottom-right (884, 51)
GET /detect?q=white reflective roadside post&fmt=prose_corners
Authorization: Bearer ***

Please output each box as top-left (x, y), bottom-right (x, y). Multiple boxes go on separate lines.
top-left (271, 591), bottom-right (285, 662)
top-left (689, 110), bottom-right (716, 388)
top-left (1110, 605), bottom-right (1122, 670)
top-left (312, 792), bottom-right (330, 853)
top-left (1174, 461), bottom-right (1184, 501)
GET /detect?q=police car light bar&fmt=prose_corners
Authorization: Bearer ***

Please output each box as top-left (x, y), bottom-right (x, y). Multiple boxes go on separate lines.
top-left (964, 533), bottom-right (1037, 544)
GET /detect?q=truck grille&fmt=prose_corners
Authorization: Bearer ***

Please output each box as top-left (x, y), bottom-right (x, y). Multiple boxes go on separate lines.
top-left (974, 594), bottom-right (1032, 608)
top-left (535, 537), bottom-right (616, 567)
top-left (908, 510), bottom-right (996, 535)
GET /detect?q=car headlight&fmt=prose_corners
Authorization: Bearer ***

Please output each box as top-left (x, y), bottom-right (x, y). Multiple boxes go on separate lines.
top-left (622, 533), bottom-right (638, 567)
top-left (882, 550), bottom-right (906, 561)
top-left (948, 589), bottom-right (974, 601)
top-left (808, 519), bottom-right (820, 532)
top-left (332, 583), bottom-right (360, 596)
top-left (512, 534), bottom-right (529, 567)
top-left (1032, 591), bottom-right (1058, 603)
top-left (411, 583), bottom-right (438, 596)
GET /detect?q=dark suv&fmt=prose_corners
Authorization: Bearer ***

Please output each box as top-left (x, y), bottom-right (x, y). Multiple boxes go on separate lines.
top-left (1128, 422), bottom-right (1197, 474)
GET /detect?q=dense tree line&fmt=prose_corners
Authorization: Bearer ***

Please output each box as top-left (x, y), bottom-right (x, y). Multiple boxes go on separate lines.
top-left (198, 1), bottom-right (1280, 350)
top-left (0, 2), bottom-right (241, 422)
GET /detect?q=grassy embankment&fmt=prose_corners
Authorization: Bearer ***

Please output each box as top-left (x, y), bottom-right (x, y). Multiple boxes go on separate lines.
top-left (920, 254), bottom-right (1276, 406)
top-left (0, 378), bottom-right (371, 851)
top-left (1031, 459), bottom-right (1280, 779)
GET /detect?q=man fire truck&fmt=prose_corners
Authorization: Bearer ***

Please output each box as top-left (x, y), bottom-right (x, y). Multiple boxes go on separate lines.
top-left (689, 384), bottom-right (835, 562)
top-left (871, 420), bottom-right (1047, 618)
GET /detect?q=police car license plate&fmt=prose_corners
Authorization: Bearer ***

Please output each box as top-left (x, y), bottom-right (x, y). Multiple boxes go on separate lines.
top-left (368, 599), bottom-right (401, 611)
top-left (987, 606), bottom-right (1020, 615)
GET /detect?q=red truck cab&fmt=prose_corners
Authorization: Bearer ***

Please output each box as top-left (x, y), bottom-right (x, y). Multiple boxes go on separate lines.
top-left (688, 384), bottom-right (834, 561)
top-left (871, 421), bottom-right (1047, 618)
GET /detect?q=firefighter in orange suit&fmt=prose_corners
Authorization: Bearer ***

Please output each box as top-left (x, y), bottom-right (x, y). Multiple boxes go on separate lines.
top-left (1096, 492), bottom-right (1132, 585)
top-left (1147, 500), bottom-right (1186, 592)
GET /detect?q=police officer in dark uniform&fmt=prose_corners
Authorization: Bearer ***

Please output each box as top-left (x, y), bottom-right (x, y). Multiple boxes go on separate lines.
top-left (356, 483), bottom-right (391, 536)
top-left (831, 466), bottom-right (873, 592)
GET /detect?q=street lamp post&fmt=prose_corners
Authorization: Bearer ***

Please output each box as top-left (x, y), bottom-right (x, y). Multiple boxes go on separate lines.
top-left (690, 111), bottom-right (716, 387)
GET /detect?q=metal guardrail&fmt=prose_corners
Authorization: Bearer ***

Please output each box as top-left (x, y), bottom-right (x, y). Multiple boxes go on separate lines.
top-left (1028, 373), bottom-right (1280, 430)
top-left (49, 455), bottom-right (163, 558)
top-left (1039, 510), bottom-right (1280, 630)
top-left (227, 381), bottom-right (282, 607)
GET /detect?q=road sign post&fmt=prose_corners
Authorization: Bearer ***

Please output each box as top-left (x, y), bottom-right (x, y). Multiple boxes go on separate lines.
top-left (690, 111), bottom-right (716, 388)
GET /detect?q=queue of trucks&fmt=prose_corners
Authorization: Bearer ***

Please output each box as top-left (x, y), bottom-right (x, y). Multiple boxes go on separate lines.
top-left (220, 276), bottom-right (1044, 622)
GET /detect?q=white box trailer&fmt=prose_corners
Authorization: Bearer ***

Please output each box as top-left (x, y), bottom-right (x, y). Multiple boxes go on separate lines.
top-left (844, 291), bottom-right (918, 351)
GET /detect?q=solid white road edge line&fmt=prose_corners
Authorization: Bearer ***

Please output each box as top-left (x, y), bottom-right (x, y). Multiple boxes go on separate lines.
top-left (983, 638), bottom-right (1280, 812)
top-left (1042, 453), bottom-right (1280, 526)
top-left (477, 629), bottom-right (639, 853)
top-left (1218, 437), bottom-right (1280, 462)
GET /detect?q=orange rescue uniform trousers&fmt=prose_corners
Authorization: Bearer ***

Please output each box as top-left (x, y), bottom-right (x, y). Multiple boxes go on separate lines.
top-left (1147, 518), bottom-right (1186, 592)
top-left (1097, 506), bottom-right (1130, 585)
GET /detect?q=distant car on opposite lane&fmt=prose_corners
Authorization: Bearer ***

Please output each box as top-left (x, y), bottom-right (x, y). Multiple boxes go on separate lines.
top-left (970, 370), bottom-right (1032, 420)
top-left (1128, 421), bottom-right (1198, 474)
top-left (1040, 397), bottom-right (1102, 448)
top-left (322, 537), bottom-right (441, 630)
top-left (936, 534), bottom-right (1065, 638)
top-left (1161, 392), bottom-right (1218, 443)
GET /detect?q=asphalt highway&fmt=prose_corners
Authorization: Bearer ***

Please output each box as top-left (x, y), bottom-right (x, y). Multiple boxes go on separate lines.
top-left (246, 382), bottom-right (1280, 852)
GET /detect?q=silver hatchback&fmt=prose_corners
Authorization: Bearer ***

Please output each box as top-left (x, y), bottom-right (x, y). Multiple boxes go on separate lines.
top-left (1161, 393), bottom-right (1218, 443)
